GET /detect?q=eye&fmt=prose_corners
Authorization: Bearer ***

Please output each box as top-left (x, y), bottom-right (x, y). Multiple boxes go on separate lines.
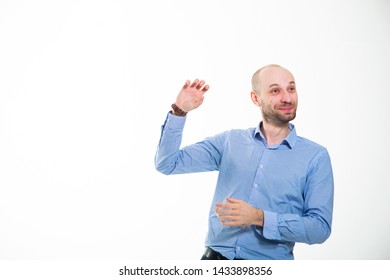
top-left (288, 87), bottom-right (296, 92)
top-left (270, 88), bottom-right (279, 94)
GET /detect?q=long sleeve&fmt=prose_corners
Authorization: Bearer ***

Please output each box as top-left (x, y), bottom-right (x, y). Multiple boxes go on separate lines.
top-left (261, 149), bottom-right (334, 244)
top-left (155, 112), bottom-right (222, 175)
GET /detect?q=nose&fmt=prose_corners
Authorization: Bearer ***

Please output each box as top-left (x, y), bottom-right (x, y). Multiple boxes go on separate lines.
top-left (281, 89), bottom-right (291, 103)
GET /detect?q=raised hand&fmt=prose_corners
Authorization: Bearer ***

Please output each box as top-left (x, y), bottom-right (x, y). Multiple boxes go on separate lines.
top-left (174, 79), bottom-right (209, 113)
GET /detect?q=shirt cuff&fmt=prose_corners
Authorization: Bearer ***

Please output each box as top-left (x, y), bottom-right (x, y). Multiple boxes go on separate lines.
top-left (164, 111), bottom-right (186, 130)
top-left (262, 210), bottom-right (281, 240)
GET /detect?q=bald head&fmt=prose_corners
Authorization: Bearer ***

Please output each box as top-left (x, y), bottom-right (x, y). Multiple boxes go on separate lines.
top-left (251, 64), bottom-right (295, 95)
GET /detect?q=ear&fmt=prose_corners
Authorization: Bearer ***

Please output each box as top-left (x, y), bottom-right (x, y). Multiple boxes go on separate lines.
top-left (251, 91), bottom-right (261, 107)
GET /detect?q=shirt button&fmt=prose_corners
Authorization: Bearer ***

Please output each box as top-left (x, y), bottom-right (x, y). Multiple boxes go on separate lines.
top-left (237, 246), bottom-right (240, 251)
top-left (260, 164), bottom-right (263, 169)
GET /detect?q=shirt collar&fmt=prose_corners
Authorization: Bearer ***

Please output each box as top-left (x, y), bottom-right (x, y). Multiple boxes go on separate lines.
top-left (254, 122), bottom-right (297, 149)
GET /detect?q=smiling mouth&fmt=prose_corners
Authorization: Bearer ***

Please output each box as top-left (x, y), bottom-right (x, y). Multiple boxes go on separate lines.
top-left (278, 107), bottom-right (293, 111)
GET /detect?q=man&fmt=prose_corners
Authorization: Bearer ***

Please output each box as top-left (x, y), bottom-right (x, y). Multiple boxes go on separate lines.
top-left (155, 64), bottom-right (334, 260)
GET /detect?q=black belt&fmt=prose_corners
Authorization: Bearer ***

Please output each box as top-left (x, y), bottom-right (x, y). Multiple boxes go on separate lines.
top-left (203, 247), bottom-right (229, 260)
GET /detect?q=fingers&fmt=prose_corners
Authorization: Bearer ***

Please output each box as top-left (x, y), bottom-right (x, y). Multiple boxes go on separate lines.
top-left (215, 207), bottom-right (234, 216)
top-left (185, 79), bottom-right (209, 92)
top-left (215, 202), bottom-right (228, 208)
top-left (195, 80), bottom-right (205, 90)
top-left (190, 79), bottom-right (199, 87)
top-left (220, 220), bottom-right (238, 226)
top-left (216, 198), bottom-right (241, 208)
top-left (215, 210), bottom-right (240, 226)
top-left (215, 208), bottom-right (244, 227)
top-left (215, 200), bottom-right (237, 222)
top-left (215, 208), bottom-right (235, 224)
top-left (215, 198), bottom-right (249, 226)
top-left (225, 197), bottom-right (240, 203)
top-left (182, 80), bottom-right (191, 89)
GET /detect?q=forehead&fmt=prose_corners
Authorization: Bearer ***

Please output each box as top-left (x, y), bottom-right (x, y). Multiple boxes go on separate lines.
top-left (260, 66), bottom-right (295, 88)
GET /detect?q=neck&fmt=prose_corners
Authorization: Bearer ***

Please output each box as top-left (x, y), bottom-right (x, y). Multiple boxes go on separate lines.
top-left (260, 121), bottom-right (290, 146)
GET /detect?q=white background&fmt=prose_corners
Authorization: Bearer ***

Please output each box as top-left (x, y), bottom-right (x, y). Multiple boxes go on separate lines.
top-left (0, 0), bottom-right (389, 260)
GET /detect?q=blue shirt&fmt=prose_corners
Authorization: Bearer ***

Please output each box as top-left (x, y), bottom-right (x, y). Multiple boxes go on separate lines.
top-left (155, 113), bottom-right (334, 260)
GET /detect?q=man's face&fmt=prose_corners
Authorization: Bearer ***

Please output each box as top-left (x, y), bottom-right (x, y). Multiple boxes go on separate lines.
top-left (256, 67), bottom-right (298, 126)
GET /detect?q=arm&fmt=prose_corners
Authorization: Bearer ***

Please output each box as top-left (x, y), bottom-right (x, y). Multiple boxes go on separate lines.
top-left (263, 149), bottom-right (334, 244)
top-left (215, 149), bottom-right (334, 245)
top-left (155, 79), bottom-right (220, 175)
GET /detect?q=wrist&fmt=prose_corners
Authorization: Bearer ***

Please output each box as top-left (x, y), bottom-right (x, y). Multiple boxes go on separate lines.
top-left (254, 209), bottom-right (264, 227)
top-left (171, 103), bottom-right (187, 117)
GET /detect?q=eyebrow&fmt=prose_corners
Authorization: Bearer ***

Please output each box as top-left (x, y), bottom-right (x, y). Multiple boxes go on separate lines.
top-left (268, 81), bottom-right (295, 89)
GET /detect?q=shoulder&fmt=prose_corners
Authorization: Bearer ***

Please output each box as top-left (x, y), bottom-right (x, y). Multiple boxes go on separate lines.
top-left (295, 136), bottom-right (331, 163)
top-left (296, 136), bottom-right (326, 149)
top-left (211, 127), bottom-right (256, 140)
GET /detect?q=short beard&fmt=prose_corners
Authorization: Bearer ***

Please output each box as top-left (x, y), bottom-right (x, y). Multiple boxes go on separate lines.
top-left (261, 107), bottom-right (296, 127)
